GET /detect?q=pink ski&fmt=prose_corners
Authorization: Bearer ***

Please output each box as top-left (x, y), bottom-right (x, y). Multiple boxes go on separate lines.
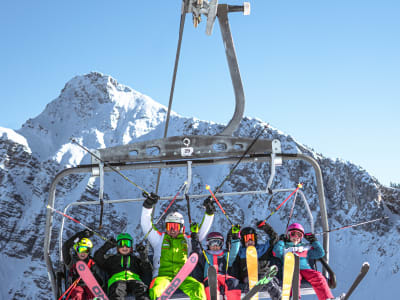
top-left (76, 261), bottom-right (109, 300)
top-left (158, 252), bottom-right (199, 300)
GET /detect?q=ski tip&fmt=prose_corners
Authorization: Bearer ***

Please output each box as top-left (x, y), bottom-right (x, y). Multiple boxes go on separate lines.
top-left (205, 185), bottom-right (210, 190)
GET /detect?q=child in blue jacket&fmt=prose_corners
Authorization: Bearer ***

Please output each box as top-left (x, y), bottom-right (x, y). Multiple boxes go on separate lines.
top-left (273, 223), bottom-right (344, 300)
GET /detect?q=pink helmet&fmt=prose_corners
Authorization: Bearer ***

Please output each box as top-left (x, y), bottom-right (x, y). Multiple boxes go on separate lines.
top-left (287, 223), bottom-right (305, 237)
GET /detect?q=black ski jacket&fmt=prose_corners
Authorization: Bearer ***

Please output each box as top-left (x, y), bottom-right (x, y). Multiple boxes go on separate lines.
top-left (230, 225), bottom-right (279, 286)
top-left (94, 241), bottom-right (153, 287)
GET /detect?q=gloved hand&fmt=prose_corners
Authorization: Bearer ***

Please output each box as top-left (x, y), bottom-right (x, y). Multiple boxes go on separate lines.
top-left (256, 220), bottom-right (274, 232)
top-left (105, 237), bottom-right (117, 249)
top-left (304, 233), bottom-right (317, 243)
top-left (190, 222), bottom-right (200, 233)
top-left (203, 196), bottom-right (216, 215)
top-left (279, 234), bottom-right (289, 243)
top-left (231, 224), bottom-right (241, 239)
top-left (143, 192), bottom-right (160, 209)
top-left (77, 229), bottom-right (93, 239)
top-left (136, 243), bottom-right (148, 259)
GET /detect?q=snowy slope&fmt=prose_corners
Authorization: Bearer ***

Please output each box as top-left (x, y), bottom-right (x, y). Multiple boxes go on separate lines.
top-left (0, 72), bottom-right (398, 299)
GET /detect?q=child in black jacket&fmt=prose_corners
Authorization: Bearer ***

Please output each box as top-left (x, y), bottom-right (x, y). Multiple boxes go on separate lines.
top-left (94, 232), bottom-right (152, 300)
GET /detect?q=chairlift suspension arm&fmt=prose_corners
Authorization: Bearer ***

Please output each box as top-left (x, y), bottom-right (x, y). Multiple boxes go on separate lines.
top-left (155, 0), bottom-right (189, 194)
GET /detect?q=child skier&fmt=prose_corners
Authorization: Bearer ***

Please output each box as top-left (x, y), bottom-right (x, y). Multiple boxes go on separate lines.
top-left (94, 232), bottom-right (151, 300)
top-left (191, 224), bottom-right (242, 300)
top-left (232, 221), bottom-right (281, 300)
top-left (273, 223), bottom-right (344, 300)
top-left (140, 192), bottom-right (215, 300)
top-left (62, 229), bottom-right (103, 300)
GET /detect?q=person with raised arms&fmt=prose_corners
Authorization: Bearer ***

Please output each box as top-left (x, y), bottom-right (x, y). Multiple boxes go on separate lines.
top-left (141, 192), bottom-right (215, 300)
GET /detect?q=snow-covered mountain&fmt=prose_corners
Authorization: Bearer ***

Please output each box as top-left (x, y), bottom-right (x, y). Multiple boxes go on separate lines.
top-left (0, 72), bottom-right (398, 299)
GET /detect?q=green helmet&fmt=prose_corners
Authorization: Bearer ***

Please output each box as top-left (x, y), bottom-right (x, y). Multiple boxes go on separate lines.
top-left (117, 233), bottom-right (133, 242)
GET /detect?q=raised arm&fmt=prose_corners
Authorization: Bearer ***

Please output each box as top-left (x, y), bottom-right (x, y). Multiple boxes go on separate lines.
top-left (198, 197), bottom-right (215, 241)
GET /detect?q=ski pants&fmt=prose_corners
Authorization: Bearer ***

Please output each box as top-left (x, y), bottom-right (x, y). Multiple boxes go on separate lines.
top-left (204, 274), bottom-right (241, 300)
top-left (109, 280), bottom-right (150, 300)
top-left (68, 285), bottom-right (93, 300)
top-left (149, 275), bottom-right (207, 300)
top-left (299, 269), bottom-right (333, 300)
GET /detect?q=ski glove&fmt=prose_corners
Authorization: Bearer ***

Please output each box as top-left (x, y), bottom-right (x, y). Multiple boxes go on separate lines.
top-left (231, 224), bottom-right (240, 239)
top-left (256, 220), bottom-right (274, 233)
top-left (143, 192), bottom-right (160, 209)
top-left (304, 233), bottom-right (317, 243)
top-left (203, 196), bottom-right (216, 215)
top-left (190, 222), bottom-right (200, 233)
top-left (105, 237), bottom-right (117, 249)
top-left (77, 229), bottom-right (93, 239)
top-left (136, 243), bottom-right (148, 260)
top-left (279, 234), bottom-right (290, 243)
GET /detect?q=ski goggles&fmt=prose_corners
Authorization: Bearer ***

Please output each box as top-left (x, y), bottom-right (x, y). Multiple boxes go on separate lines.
top-left (166, 222), bottom-right (181, 232)
top-left (243, 233), bottom-right (255, 243)
top-left (289, 230), bottom-right (304, 238)
top-left (117, 239), bottom-right (132, 248)
top-left (207, 238), bottom-right (223, 248)
top-left (76, 246), bottom-right (90, 253)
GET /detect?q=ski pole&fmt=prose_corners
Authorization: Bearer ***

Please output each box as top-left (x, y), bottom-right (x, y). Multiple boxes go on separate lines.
top-left (285, 187), bottom-right (300, 231)
top-left (140, 182), bottom-right (187, 243)
top-left (213, 124), bottom-right (269, 195)
top-left (263, 183), bottom-right (303, 222)
top-left (47, 205), bottom-right (110, 242)
top-left (71, 139), bottom-right (150, 196)
top-left (312, 216), bottom-right (389, 235)
top-left (206, 184), bottom-right (233, 226)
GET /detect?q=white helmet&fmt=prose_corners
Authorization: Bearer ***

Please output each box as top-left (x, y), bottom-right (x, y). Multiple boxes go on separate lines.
top-left (165, 212), bottom-right (184, 225)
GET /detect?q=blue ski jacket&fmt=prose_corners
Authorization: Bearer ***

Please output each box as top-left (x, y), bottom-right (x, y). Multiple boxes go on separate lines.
top-left (273, 240), bottom-right (325, 270)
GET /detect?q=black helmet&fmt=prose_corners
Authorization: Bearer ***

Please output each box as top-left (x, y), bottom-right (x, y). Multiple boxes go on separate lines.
top-left (240, 227), bottom-right (257, 246)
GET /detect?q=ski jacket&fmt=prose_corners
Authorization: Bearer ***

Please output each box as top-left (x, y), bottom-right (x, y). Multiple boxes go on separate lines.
top-left (94, 242), bottom-right (152, 288)
top-left (273, 240), bottom-right (325, 270)
top-left (140, 206), bottom-right (214, 278)
top-left (231, 225), bottom-right (278, 284)
top-left (191, 232), bottom-right (240, 279)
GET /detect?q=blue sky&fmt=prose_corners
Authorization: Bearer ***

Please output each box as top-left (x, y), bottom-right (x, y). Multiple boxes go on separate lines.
top-left (1, 1), bottom-right (399, 186)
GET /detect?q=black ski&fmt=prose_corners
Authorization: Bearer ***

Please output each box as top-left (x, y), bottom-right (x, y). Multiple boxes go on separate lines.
top-left (292, 254), bottom-right (300, 300)
top-left (241, 265), bottom-right (278, 300)
top-left (208, 265), bottom-right (218, 300)
top-left (342, 262), bottom-right (369, 300)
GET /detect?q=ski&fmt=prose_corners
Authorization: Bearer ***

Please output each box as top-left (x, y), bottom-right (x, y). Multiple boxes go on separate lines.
top-left (281, 252), bottom-right (295, 300)
top-left (292, 254), bottom-right (300, 300)
top-left (208, 265), bottom-right (218, 300)
top-left (342, 262), bottom-right (369, 300)
top-left (158, 252), bottom-right (199, 300)
top-left (75, 261), bottom-right (109, 300)
top-left (246, 246), bottom-right (259, 300)
top-left (241, 265), bottom-right (278, 300)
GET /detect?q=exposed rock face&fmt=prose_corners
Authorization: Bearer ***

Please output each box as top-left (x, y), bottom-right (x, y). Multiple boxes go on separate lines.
top-left (0, 72), bottom-right (398, 299)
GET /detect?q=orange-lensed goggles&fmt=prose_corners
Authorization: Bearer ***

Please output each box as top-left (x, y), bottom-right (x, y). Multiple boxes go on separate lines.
top-left (243, 233), bottom-right (255, 243)
top-left (289, 231), bottom-right (303, 238)
top-left (76, 246), bottom-right (90, 253)
top-left (166, 222), bottom-right (181, 232)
